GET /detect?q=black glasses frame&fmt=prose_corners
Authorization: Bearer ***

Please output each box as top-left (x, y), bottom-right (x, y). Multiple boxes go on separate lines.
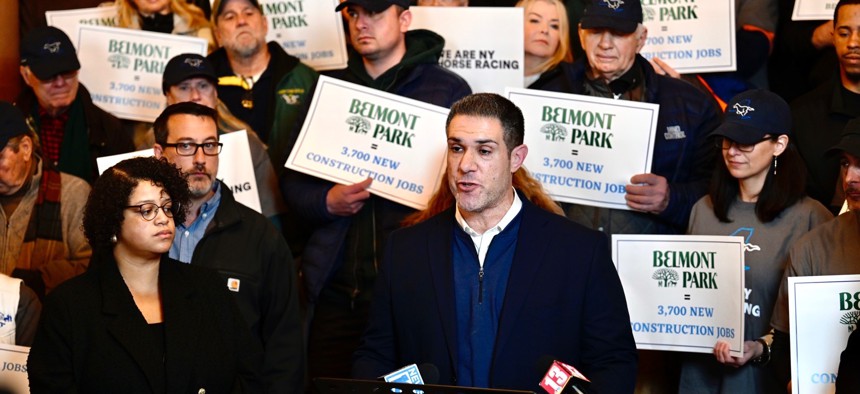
top-left (162, 142), bottom-right (223, 156)
top-left (125, 201), bottom-right (176, 221)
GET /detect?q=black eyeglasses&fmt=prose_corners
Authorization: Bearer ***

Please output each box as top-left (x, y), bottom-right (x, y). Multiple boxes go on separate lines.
top-left (717, 136), bottom-right (773, 153)
top-left (126, 201), bottom-right (175, 221)
top-left (162, 142), bottom-right (222, 156)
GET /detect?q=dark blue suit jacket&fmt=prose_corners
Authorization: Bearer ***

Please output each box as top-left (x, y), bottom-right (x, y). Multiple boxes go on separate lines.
top-left (353, 197), bottom-right (637, 393)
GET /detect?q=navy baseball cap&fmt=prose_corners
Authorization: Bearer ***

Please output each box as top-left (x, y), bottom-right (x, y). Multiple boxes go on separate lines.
top-left (710, 89), bottom-right (792, 145)
top-left (213, 0), bottom-right (262, 19)
top-left (162, 53), bottom-right (217, 94)
top-left (0, 102), bottom-right (30, 149)
top-left (335, 0), bottom-right (410, 12)
top-left (580, 0), bottom-right (643, 35)
top-left (20, 26), bottom-right (81, 80)
top-left (828, 118), bottom-right (860, 159)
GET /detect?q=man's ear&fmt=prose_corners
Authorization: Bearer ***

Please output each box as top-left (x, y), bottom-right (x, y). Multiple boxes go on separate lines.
top-left (510, 144), bottom-right (528, 173)
top-left (19, 135), bottom-right (33, 161)
top-left (19, 66), bottom-right (33, 88)
top-left (153, 143), bottom-right (164, 159)
top-left (636, 25), bottom-right (648, 53)
top-left (399, 9), bottom-right (412, 33)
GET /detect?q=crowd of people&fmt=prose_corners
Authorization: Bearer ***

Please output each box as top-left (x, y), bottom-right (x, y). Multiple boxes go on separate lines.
top-left (2, 0), bottom-right (860, 392)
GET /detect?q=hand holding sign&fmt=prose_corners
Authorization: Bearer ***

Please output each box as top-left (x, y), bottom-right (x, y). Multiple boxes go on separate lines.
top-left (714, 339), bottom-right (760, 368)
top-left (327, 177), bottom-right (373, 216)
top-left (625, 173), bottom-right (670, 214)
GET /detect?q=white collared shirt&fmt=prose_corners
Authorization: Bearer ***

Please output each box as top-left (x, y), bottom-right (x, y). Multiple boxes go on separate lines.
top-left (454, 188), bottom-right (522, 268)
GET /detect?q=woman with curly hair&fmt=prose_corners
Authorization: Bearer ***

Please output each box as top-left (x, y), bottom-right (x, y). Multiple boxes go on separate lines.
top-left (27, 156), bottom-right (261, 393)
top-left (111, 0), bottom-right (215, 52)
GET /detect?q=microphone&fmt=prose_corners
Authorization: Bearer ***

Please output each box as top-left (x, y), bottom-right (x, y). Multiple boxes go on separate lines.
top-left (381, 363), bottom-right (439, 385)
top-left (537, 357), bottom-right (591, 394)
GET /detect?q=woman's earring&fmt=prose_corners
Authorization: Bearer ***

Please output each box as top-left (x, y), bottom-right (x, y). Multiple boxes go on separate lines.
top-left (773, 156), bottom-right (778, 176)
top-left (110, 234), bottom-right (117, 243)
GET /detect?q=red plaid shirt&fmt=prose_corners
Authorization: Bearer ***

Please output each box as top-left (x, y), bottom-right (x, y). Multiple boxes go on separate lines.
top-left (37, 108), bottom-right (69, 166)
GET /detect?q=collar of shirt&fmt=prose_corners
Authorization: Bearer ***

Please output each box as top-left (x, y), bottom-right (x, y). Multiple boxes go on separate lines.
top-left (170, 181), bottom-right (222, 263)
top-left (454, 188), bottom-right (522, 267)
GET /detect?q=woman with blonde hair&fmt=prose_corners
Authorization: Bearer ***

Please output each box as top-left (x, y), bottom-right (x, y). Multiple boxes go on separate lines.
top-left (112, 0), bottom-right (215, 52)
top-left (517, 0), bottom-right (574, 87)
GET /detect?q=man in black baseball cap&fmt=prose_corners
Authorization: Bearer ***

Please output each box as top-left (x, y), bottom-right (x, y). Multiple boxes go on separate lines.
top-left (828, 118), bottom-right (860, 211)
top-left (282, 0), bottom-right (471, 383)
top-left (154, 53), bottom-right (288, 224)
top-left (0, 100), bottom-right (92, 300)
top-left (16, 26), bottom-right (133, 184)
top-left (334, 0), bottom-right (410, 12)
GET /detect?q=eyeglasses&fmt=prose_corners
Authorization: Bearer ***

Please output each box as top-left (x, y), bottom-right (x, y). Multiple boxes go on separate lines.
top-left (162, 142), bottom-right (222, 156)
top-left (126, 201), bottom-right (175, 221)
top-left (717, 136), bottom-right (773, 153)
top-left (37, 70), bottom-right (78, 84)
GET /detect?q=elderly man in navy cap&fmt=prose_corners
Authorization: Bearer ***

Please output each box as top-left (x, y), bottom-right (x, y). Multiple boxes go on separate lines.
top-left (16, 26), bottom-right (134, 184)
top-left (0, 101), bottom-right (91, 301)
top-left (532, 0), bottom-right (720, 238)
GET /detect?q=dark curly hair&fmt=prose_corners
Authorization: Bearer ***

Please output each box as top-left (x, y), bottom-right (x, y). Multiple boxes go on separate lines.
top-left (83, 156), bottom-right (190, 250)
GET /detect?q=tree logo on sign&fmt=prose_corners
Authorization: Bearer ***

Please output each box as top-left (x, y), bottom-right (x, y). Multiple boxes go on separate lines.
top-left (652, 268), bottom-right (679, 288)
top-left (840, 311), bottom-right (860, 332)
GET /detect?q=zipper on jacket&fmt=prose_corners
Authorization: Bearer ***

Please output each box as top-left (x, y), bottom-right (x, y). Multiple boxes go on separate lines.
top-left (478, 266), bottom-right (484, 304)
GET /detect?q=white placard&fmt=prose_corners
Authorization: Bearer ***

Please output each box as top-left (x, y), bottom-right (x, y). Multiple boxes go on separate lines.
top-left (506, 88), bottom-right (658, 210)
top-left (260, 0), bottom-right (347, 71)
top-left (639, 0), bottom-right (737, 73)
top-left (0, 343), bottom-right (30, 394)
top-left (788, 275), bottom-right (860, 394)
top-left (409, 7), bottom-right (523, 95)
top-left (45, 6), bottom-right (118, 49)
top-left (792, 0), bottom-right (837, 21)
top-left (286, 76), bottom-right (448, 210)
top-left (75, 25), bottom-right (207, 122)
top-left (96, 131), bottom-right (262, 213)
top-left (612, 235), bottom-right (745, 355)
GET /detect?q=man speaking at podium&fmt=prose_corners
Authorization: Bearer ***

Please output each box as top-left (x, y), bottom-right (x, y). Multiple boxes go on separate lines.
top-left (352, 94), bottom-right (637, 393)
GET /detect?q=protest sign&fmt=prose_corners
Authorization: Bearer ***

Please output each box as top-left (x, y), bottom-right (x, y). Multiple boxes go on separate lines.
top-left (409, 6), bottom-right (524, 94)
top-left (286, 76), bottom-right (448, 210)
top-left (260, 0), bottom-right (348, 70)
top-left (792, 0), bottom-right (837, 21)
top-left (75, 25), bottom-right (207, 122)
top-left (0, 344), bottom-right (29, 394)
top-left (613, 235), bottom-right (746, 356)
top-left (789, 275), bottom-right (860, 394)
top-left (507, 88), bottom-right (658, 210)
top-left (46, 6), bottom-right (117, 47)
top-left (640, 0), bottom-right (737, 73)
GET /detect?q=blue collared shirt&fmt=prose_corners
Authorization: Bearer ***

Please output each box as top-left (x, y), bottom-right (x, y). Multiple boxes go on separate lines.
top-left (170, 182), bottom-right (221, 263)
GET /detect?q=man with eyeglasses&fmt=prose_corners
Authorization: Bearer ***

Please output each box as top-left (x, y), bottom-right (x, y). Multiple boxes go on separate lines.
top-left (134, 53), bottom-right (289, 224)
top-left (15, 26), bottom-right (134, 184)
top-left (0, 101), bottom-right (91, 302)
top-left (152, 102), bottom-right (303, 393)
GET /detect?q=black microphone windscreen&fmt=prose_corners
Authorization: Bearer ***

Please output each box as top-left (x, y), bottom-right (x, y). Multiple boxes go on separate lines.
top-left (535, 354), bottom-right (556, 376)
top-left (418, 363), bottom-right (440, 385)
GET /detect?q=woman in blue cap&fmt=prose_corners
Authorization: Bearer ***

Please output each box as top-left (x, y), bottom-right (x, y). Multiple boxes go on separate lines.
top-left (679, 89), bottom-right (832, 393)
